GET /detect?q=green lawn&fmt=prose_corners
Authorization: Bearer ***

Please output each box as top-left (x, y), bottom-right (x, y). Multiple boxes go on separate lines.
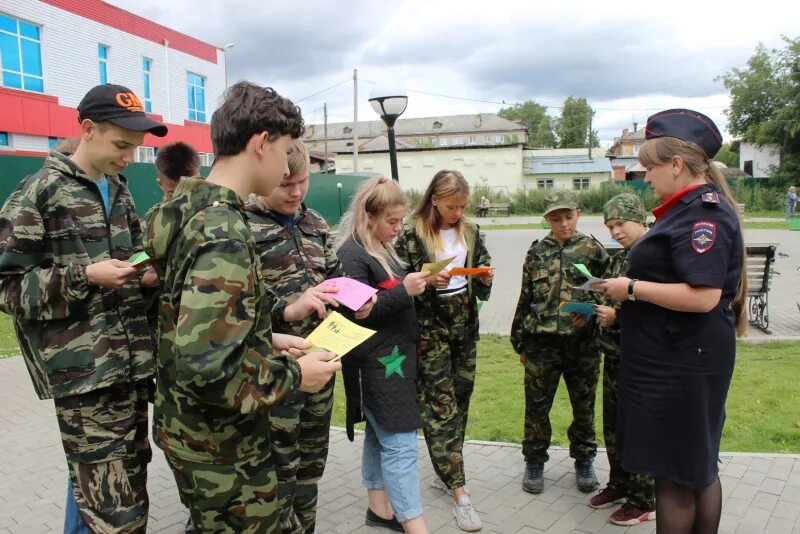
top-left (2, 314), bottom-right (797, 453)
top-left (331, 335), bottom-right (800, 454)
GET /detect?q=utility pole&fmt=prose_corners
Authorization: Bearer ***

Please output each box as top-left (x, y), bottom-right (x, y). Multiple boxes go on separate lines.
top-left (353, 68), bottom-right (359, 174)
top-left (323, 103), bottom-right (328, 173)
top-left (588, 109), bottom-right (593, 159)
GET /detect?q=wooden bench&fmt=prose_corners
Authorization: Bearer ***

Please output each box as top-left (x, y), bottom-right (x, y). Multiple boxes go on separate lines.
top-left (745, 244), bottom-right (777, 333)
top-left (487, 202), bottom-right (510, 216)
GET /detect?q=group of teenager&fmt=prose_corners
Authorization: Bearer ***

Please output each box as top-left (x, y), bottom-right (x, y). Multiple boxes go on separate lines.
top-left (0, 76), bottom-right (742, 534)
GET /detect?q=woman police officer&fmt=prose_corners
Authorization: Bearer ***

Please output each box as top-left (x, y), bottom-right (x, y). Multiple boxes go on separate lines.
top-left (594, 109), bottom-right (747, 533)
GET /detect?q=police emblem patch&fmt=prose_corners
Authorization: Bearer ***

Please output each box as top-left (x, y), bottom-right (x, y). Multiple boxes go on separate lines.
top-left (691, 221), bottom-right (716, 253)
top-left (701, 191), bottom-right (720, 204)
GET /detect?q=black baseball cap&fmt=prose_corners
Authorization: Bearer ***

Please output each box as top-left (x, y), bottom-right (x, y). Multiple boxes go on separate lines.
top-left (645, 108), bottom-right (722, 159)
top-left (77, 84), bottom-right (168, 137)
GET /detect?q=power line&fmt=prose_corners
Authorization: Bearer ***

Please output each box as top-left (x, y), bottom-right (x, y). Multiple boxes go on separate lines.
top-left (295, 78), bottom-right (351, 103)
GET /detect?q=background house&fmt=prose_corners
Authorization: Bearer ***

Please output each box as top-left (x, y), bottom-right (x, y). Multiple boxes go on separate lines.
top-left (736, 141), bottom-right (781, 177)
top-left (0, 0), bottom-right (224, 163)
top-left (607, 124), bottom-right (645, 181)
top-left (523, 148), bottom-right (613, 190)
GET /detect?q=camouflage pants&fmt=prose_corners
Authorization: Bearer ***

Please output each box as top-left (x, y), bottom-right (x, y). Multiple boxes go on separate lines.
top-left (419, 292), bottom-right (476, 490)
top-left (165, 452), bottom-right (279, 534)
top-left (269, 375), bottom-right (334, 533)
top-left (54, 381), bottom-right (152, 534)
top-left (602, 351), bottom-right (655, 509)
top-left (522, 335), bottom-right (599, 464)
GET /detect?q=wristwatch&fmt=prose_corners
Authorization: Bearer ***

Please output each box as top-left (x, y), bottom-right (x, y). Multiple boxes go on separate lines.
top-left (627, 279), bottom-right (638, 301)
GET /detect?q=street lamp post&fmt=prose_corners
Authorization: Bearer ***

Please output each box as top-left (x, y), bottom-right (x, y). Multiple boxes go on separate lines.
top-left (368, 87), bottom-right (408, 182)
top-left (337, 182), bottom-right (343, 217)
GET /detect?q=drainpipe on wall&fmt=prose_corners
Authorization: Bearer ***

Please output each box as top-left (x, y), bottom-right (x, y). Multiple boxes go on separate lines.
top-left (163, 38), bottom-right (171, 123)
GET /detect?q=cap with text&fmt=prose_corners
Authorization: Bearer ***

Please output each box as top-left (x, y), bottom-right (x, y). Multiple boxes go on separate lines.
top-left (77, 84), bottom-right (167, 137)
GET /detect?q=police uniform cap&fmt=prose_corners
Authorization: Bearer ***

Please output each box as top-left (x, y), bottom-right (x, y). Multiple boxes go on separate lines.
top-left (645, 108), bottom-right (722, 159)
top-left (544, 190), bottom-right (578, 216)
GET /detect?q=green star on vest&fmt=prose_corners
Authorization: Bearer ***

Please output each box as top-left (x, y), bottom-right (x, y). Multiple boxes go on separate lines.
top-left (378, 346), bottom-right (407, 378)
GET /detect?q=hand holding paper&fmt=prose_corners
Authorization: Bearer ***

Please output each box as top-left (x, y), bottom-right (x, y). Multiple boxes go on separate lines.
top-left (128, 250), bottom-right (154, 270)
top-left (420, 256), bottom-right (456, 278)
top-left (305, 311), bottom-right (376, 362)
top-left (318, 277), bottom-right (378, 311)
top-left (572, 263), bottom-right (604, 292)
top-left (559, 301), bottom-right (595, 318)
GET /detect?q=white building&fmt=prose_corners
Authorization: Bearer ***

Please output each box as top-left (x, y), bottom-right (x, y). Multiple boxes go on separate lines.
top-left (738, 142), bottom-right (780, 178)
top-left (0, 0), bottom-right (225, 161)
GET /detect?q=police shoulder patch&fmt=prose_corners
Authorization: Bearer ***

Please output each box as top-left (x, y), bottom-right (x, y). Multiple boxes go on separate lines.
top-left (691, 221), bottom-right (716, 254)
top-left (701, 191), bottom-right (720, 204)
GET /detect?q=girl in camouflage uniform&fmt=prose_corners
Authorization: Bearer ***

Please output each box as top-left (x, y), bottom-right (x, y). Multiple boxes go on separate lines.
top-left (395, 170), bottom-right (493, 532)
top-left (590, 193), bottom-right (656, 526)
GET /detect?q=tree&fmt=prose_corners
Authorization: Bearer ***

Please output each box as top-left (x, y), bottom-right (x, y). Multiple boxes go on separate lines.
top-left (715, 142), bottom-right (740, 168)
top-left (719, 37), bottom-right (800, 188)
top-left (556, 96), bottom-right (599, 148)
top-left (497, 100), bottom-right (557, 148)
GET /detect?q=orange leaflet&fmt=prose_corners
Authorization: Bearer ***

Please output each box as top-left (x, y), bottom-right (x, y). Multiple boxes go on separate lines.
top-left (448, 267), bottom-right (494, 276)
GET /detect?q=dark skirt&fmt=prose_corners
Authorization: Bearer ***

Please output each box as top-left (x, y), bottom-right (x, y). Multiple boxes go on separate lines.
top-left (617, 308), bottom-right (736, 489)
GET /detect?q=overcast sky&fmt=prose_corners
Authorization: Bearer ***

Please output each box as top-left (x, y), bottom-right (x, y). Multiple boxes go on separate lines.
top-left (108, 0), bottom-right (798, 146)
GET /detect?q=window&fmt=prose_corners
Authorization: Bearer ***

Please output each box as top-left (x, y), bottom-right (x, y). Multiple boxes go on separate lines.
top-left (98, 44), bottom-right (108, 84)
top-left (186, 72), bottom-right (206, 122)
top-left (438, 137), bottom-right (448, 147)
top-left (48, 137), bottom-right (57, 149)
top-left (343, 126), bottom-right (352, 134)
top-left (484, 135), bottom-right (491, 144)
top-left (0, 14), bottom-right (43, 92)
top-left (432, 121), bottom-right (442, 129)
top-left (573, 177), bottom-right (591, 190)
top-left (537, 179), bottom-right (554, 189)
top-left (495, 134), bottom-right (506, 144)
top-left (468, 135), bottom-right (476, 144)
top-left (452, 137), bottom-right (464, 146)
top-left (142, 58), bottom-right (152, 112)
top-left (136, 146), bottom-right (156, 163)
top-left (0, 131), bottom-right (9, 146)
top-left (199, 152), bottom-right (214, 167)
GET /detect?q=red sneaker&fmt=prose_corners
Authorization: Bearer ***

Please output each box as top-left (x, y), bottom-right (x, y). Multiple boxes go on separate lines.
top-left (609, 503), bottom-right (656, 526)
top-left (588, 487), bottom-right (625, 509)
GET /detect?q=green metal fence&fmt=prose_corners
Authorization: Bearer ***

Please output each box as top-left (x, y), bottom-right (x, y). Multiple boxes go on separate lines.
top-left (0, 154), bottom-right (365, 226)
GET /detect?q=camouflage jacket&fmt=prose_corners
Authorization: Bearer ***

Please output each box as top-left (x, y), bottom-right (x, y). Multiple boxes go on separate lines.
top-left (0, 153), bottom-right (153, 400)
top-left (145, 178), bottom-right (301, 464)
top-left (394, 220), bottom-right (492, 341)
top-left (244, 197), bottom-right (341, 337)
top-left (511, 232), bottom-right (608, 352)
top-left (596, 248), bottom-right (628, 356)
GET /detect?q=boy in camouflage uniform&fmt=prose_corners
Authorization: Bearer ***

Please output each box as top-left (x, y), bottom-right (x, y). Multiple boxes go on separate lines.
top-left (0, 84), bottom-right (167, 533)
top-left (245, 139), bottom-right (371, 533)
top-left (589, 193), bottom-right (656, 526)
top-left (141, 141), bottom-right (201, 228)
top-left (511, 190), bottom-right (608, 496)
top-left (145, 81), bottom-right (340, 533)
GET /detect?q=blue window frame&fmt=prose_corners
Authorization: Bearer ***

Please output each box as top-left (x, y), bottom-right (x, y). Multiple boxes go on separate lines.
top-left (142, 58), bottom-right (152, 112)
top-left (0, 132), bottom-right (9, 146)
top-left (0, 13), bottom-right (43, 92)
top-left (98, 44), bottom-right (108, 84)
top-left (186, 72), bottom-right (205, 122)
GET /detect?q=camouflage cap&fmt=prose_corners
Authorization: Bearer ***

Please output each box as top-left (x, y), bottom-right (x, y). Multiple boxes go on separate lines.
top-left (543, 190), bottom-right (578, 216)
top-left (603, 193), bottom-right (645, 223)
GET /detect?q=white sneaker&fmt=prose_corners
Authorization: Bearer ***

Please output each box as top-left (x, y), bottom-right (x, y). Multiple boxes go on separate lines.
top-left (453, 495), bottom-right (482, 531)
top-left (430, 477), bottom-right (452, 495)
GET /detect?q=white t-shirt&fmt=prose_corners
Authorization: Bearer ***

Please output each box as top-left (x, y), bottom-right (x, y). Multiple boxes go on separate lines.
top-left (437, 228), bottom-right (468, 292)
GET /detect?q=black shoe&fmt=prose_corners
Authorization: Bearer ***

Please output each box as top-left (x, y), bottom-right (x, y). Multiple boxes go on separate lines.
top-left (365, 508), bottom-right (404, 532)
top-left (575, 459), bottom-right (599, 492)
top-left (522, 462), bottom-right (544, 494)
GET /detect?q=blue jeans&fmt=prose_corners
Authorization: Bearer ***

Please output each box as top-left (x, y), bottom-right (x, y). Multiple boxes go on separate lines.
top-left (64, 477), bottom-right (89, 534)
top-left (361, 407), bottom-right (423, 523)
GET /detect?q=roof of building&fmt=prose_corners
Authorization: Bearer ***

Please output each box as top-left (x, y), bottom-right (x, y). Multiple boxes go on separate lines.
top-left (524, 154), bottom-right (613, 175)
top-left (303, 113), bottom-right (527, 141)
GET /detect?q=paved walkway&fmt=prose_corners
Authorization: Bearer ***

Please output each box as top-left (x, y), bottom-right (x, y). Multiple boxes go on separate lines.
top-left (1, 356), bottom-right (799, 533)
top-left (476, 216), bottom-right (800, 340)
